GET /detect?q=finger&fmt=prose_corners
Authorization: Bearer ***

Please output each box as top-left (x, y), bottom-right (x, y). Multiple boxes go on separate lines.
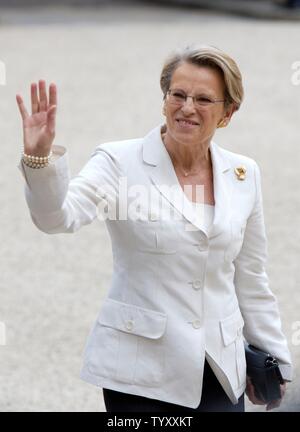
top-left (38, 79), bottom-right (48, 111)
top-left (49, 82), bottom-right (57, 107)
top-left (247, 381), bottom-right (265, 405)
top-left (16, 94), bottom-right (29, 122)
top-left (46, 105), bottom-right (56, 135)
top-left (246, 380), bottom-right (257, 401)
top-left (280, 383), bottom-right (286, 398)
top-left (266, 399), bottom-right (281, 411)
top-left (245, 378), bottom-right (255, 401)
top-left (31, 83), bottom-right (39, 114)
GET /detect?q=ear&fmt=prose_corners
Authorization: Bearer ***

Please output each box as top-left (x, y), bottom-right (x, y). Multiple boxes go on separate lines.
top-left (217, 104), bottom-right (236, 128)
top-left (222, 103), bottom-right (236, 124)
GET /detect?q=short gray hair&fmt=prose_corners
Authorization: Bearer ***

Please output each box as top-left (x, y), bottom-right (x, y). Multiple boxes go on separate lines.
top-left (160, 45), bottom-right (244, 111)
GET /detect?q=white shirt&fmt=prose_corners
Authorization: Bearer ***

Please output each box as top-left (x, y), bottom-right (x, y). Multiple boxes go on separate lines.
top-left (190, 201), bottom-right (215, 232)
top-left (191, 202), bottom-right (236, 401)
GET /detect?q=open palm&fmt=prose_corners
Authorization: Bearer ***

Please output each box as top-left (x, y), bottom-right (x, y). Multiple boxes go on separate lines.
top-left (16, 80), bottom-right (57, 157)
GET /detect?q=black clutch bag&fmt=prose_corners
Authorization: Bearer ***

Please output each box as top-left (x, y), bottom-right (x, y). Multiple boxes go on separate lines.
top-left (245, 344), bottom-right (284, 403)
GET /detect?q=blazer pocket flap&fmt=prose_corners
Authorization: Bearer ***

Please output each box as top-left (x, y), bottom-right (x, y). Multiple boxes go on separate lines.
top-left (98, 298), bottom-right (167, 339)
top-left (220, 309), bottom-right (244, 346)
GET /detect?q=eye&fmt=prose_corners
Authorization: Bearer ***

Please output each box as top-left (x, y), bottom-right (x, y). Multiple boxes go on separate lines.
top-left (195, 96), bottom-right (213, 105)
top-left (172, 91), bottom-right (186, 100)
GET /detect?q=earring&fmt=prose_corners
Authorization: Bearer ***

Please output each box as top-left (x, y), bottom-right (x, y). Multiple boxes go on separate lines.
top-left (217, 119), bottom-right (227, 128)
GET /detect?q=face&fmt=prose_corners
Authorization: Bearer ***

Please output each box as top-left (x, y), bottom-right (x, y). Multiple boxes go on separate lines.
top-left (163, 62), bottom-right (234, 148)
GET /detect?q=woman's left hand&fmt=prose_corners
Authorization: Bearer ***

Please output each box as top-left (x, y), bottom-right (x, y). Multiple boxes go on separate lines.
top-left (246, 376), bottom-right (287, 411)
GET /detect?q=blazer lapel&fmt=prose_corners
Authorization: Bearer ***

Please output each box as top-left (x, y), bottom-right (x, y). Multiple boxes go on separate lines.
top-left (142, 125), bottom-right (201, 232)
top-left (142, 125), bottom-right (233, 238)
top-left (208, 141), bottom-right (233, 238)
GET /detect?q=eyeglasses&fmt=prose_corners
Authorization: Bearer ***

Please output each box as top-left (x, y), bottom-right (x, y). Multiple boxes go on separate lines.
top-left (166, 89), bottom-right (225, 108)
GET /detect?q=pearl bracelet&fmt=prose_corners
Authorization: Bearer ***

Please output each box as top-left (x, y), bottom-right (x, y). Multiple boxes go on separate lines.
top-left (22, 150), bottom-right (53, 169)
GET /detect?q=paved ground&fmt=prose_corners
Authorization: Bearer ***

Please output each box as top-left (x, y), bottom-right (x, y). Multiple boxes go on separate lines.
top-left (0, 2), bottom-right (299, 412)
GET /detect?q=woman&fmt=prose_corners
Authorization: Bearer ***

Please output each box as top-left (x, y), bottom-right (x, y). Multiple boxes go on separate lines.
top-left (17, 45), bottom-right (292, 412)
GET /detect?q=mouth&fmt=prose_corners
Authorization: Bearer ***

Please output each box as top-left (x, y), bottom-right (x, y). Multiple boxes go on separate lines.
top-left (176, 119), bottom-right (200, 127)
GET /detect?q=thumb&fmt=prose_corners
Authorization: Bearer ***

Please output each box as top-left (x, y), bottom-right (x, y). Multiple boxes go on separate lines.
top-left (46, 105), bottom-right (57, 135)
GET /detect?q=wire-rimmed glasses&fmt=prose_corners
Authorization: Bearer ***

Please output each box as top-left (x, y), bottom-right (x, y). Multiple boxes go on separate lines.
top-left (166, 89), bottom-right (225, 108)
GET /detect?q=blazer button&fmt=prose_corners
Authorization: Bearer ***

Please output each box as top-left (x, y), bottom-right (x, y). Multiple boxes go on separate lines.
top-left (194, 240), bottom-right (208, 252)
top-left (125, 320), bottom-right (134, 331)
top-left (192, 319), bottom-right (202, 329)
top-left (192, 279), bottom-right (203, 290)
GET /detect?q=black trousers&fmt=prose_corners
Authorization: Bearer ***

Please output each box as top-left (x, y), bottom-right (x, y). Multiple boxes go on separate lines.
top-left (103, 359), bottom-right (245, 412)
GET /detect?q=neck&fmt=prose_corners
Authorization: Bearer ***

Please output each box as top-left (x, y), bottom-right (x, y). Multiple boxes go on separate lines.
top-left (161, 128), bottom-right (211, 175)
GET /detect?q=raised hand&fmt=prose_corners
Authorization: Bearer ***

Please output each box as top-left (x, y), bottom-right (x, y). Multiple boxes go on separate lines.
top-left (16, 80), bottom-right (57, 157)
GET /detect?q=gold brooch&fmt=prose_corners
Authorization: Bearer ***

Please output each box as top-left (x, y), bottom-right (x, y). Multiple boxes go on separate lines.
top-left (234, 166), bottom-right (246, 181)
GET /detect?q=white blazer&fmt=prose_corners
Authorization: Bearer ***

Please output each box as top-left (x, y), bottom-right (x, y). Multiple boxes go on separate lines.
top-left (18, 124), bottom-right (292, 408)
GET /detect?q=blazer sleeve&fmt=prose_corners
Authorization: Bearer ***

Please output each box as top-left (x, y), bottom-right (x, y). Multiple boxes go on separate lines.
top-left (18, 144), bottom-right (121, 234)
top-left (233, 161), bottom-right (293, 381)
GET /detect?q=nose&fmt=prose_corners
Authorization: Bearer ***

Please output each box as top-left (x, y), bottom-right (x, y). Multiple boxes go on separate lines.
top-left (181, 96), bottom-right (196, 114)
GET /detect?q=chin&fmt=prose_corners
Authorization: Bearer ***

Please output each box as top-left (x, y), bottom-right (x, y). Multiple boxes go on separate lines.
top-left (175, 129), bottom-right (199, 140)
